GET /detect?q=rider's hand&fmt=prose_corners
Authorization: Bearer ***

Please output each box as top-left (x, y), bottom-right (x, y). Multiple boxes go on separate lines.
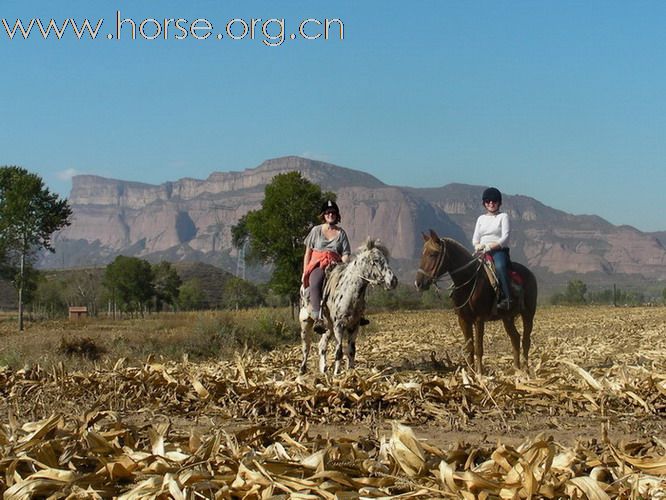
top-left (474, 243), bottom-right (485, 252)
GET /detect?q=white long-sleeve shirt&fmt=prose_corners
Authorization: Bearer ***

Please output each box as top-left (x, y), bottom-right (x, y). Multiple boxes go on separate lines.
top-left (472, 212), bottom-right (510, 248)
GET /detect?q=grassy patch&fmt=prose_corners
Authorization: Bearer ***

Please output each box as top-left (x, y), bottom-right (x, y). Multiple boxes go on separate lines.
top-left (0, 308), bottom-right (300, 370)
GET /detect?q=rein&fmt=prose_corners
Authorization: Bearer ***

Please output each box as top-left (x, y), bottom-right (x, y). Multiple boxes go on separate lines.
top-left (340, 254), bottom-right (386, 286)
top-left (417, 239), bottom-right (485, 309)
top-left (417, 240), bottom-right (482, 283)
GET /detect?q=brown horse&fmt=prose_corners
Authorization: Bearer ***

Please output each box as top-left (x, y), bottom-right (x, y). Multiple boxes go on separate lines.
top-left (414, 229), bottom-right (537, 374)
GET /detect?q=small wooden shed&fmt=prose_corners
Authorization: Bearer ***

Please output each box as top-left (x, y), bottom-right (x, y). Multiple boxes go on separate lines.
top-left (68, 306), bottom-right (88, 320)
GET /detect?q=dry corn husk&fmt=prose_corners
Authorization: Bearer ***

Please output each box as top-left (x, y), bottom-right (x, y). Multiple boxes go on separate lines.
top-left (0, 307), bottom-right (665, 496)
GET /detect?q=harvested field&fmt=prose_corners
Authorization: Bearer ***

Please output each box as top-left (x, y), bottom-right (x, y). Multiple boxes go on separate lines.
top-left (1, 306), bottom-right (665, 497)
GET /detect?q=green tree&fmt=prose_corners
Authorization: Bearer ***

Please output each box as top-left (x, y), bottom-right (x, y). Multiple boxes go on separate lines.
top-left (0, 166), bottom-right (72, 330)
top-left (32, 275), bottom-right (68, 318)
top-left (152, 261), bottom-right (182, 311)
top-left (222, 276), bottom-right (264, 309)
top-left (102, 256), bottom-right (155, 316)
top-left (231, 172), bottom-right (332, 310)
top-left (551, 279), bottom-right (588, 305)
top-left (178, 278), bottom-right (206, 311)
top-left (565, 279), bottom-right (587, 304)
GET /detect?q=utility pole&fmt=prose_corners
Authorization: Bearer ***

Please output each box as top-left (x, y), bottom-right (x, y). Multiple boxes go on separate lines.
top-left (236, 239), bottom-right (248, 280)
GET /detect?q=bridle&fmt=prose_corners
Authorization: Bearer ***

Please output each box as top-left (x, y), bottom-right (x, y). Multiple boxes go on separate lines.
top-left (352, 251), bottom-right (392, 286)
top-left (417, 239), bottom-right (481, 281)
top-left (417, 238), bottom-right (484, 309)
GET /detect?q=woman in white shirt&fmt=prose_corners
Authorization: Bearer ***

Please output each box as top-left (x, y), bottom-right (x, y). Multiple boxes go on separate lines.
top-left (472, 187), bottom-right (513, 310)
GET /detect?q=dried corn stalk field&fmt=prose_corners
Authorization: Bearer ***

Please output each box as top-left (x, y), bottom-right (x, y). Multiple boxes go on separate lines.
top-left (1, 306), bottom-right (665, 498)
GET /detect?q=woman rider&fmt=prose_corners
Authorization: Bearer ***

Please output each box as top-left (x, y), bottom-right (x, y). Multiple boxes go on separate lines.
top-left (302, 200), bottom-right (351, 333)
top-left (472, 187), bottom-right (513, 310)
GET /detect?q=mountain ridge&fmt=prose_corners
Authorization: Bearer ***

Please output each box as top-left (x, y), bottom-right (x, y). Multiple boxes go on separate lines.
top-left (40, 156), bottom-right (666, 285)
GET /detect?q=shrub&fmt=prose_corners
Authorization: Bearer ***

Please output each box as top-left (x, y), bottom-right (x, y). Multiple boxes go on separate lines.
top-left (58, 337), bottom-right (106, 360)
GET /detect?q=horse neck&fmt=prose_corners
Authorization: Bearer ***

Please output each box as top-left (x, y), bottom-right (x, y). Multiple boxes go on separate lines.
top-left (339, 257), bottom-right (370, 293)
top-left (443, 239), bottom-right (479, 286)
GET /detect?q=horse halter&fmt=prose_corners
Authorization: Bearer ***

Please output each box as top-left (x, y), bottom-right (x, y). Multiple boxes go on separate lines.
top-left (358, 251), bottom-right (391, 286)
top-left (416, 238), bottom-right (447, 282)
top-left (417, 238), bottom-right (483, 288)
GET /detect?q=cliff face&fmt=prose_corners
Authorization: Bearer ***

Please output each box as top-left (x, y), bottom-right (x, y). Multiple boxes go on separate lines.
top-left (41, 156), bottom-right (666, 281)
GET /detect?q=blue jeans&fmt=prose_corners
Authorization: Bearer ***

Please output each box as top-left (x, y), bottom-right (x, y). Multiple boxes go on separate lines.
top-left (490, 248), bottom-right (511, 301)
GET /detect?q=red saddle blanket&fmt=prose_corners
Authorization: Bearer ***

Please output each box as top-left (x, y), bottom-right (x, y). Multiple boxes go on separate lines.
top-left (483, 254), bottom-right (523, 285)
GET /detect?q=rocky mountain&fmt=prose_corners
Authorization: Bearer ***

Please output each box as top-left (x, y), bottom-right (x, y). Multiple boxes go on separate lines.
top-left (39, 156), bottom-right (666, 289)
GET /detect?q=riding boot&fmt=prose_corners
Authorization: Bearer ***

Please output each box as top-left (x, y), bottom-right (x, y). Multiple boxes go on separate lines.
top-left (310, 308), bottom-right (326, 334)
top-left (497, 298), bottom-right (512, 310)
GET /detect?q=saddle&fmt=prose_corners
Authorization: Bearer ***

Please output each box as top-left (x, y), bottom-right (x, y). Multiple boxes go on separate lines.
top-left (482, 254), bottom-right (524, 305)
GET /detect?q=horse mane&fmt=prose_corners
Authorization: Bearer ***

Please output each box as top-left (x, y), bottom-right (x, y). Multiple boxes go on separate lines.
top-left (441, 237), bottom-right (472, 258)
top-left (358, 237), bottom-right (390, 259)
top-left (325, 238), bottom-right (389, 291)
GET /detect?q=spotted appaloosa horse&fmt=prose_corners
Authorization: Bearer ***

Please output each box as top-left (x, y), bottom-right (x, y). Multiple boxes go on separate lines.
top-left (300, 239), bottom-right (398, 375)
top-left (414, 229), bottom-right (538, 374)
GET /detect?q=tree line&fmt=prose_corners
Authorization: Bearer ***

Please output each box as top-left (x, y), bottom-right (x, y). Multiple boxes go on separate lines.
top-left (550, 279), bottom-right (652, 306)
top-left (28, 257), bottom-right (265, 319)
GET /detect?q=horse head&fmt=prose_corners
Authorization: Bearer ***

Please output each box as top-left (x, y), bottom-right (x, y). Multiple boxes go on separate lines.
top-left (356, 238), bottom-right (398, 290)
top-left (415, 229), bottom-right (447, 291)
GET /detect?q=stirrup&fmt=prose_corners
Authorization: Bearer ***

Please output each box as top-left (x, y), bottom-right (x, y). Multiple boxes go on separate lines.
top-left (497, 298), bottom-right (512, 310)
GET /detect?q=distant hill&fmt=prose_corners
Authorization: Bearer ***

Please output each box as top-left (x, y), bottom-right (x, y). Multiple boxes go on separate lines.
top-left (32, 156), bottom-right (666, 298)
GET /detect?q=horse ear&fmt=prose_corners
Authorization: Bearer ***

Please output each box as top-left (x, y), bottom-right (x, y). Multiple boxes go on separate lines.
top-left (421, 232), bottom-right (430, 242)
top-left (429, 229), bottom-right (440, 240)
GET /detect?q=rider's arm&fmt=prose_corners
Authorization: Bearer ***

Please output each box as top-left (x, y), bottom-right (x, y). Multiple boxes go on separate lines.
top-left (339, 229), bottom-right (352, 263)
top-left (497, 213), bottom-right (510, 248)
top-left (472, 217), bottom-right (482, 246)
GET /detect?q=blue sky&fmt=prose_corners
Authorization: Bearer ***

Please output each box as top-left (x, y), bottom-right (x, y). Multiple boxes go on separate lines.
top-left (1, 1), bottom-right (665, 231)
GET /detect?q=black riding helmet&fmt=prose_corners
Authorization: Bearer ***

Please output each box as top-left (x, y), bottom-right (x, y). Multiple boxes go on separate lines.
top-left (482, 187), bottom-right (502, 205)
top-left (320, 200), bottom-right (341, 222)
top-left (320, 200), bottom-right (340, 215)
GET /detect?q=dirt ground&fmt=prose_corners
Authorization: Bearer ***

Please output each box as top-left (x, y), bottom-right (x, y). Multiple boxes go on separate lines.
top-left (1, 306), bottom-right (665, 496)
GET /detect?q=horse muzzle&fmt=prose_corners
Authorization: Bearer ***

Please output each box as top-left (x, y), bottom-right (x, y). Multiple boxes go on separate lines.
top-left (386, 274), bottom-right (398, 290)
top-left (414, 269), bottom-right (432, 291)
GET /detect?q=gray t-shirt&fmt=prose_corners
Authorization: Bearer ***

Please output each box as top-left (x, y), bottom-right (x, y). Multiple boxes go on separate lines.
top-left (304, 224), bottom-right (351, 256)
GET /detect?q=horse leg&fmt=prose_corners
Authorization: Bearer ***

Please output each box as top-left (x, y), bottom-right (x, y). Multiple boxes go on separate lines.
top-left (299, 319), bottom-right (312, 374)
top-left (458, 315), bottom-right (475, 370)
top-left (502, 316), bottom-right (522, 370)
top-left (347, 326), bottom-right (358, 370)
top-left (333, 324), bottom-right (345, 375)
top-left (318, 330), bottom-right (330, 373)
top-left (520, 312), bottom-right (533, 368)
top-left (473, 319), bottom-right (485, 374)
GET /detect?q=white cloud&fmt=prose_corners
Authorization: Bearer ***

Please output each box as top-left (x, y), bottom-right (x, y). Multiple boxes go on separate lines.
top-left (56, 168), bottom-right (79, 181)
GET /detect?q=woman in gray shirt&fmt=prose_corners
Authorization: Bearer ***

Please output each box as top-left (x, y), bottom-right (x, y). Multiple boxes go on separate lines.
top-left (302, 200), bottom-right (351, 332)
